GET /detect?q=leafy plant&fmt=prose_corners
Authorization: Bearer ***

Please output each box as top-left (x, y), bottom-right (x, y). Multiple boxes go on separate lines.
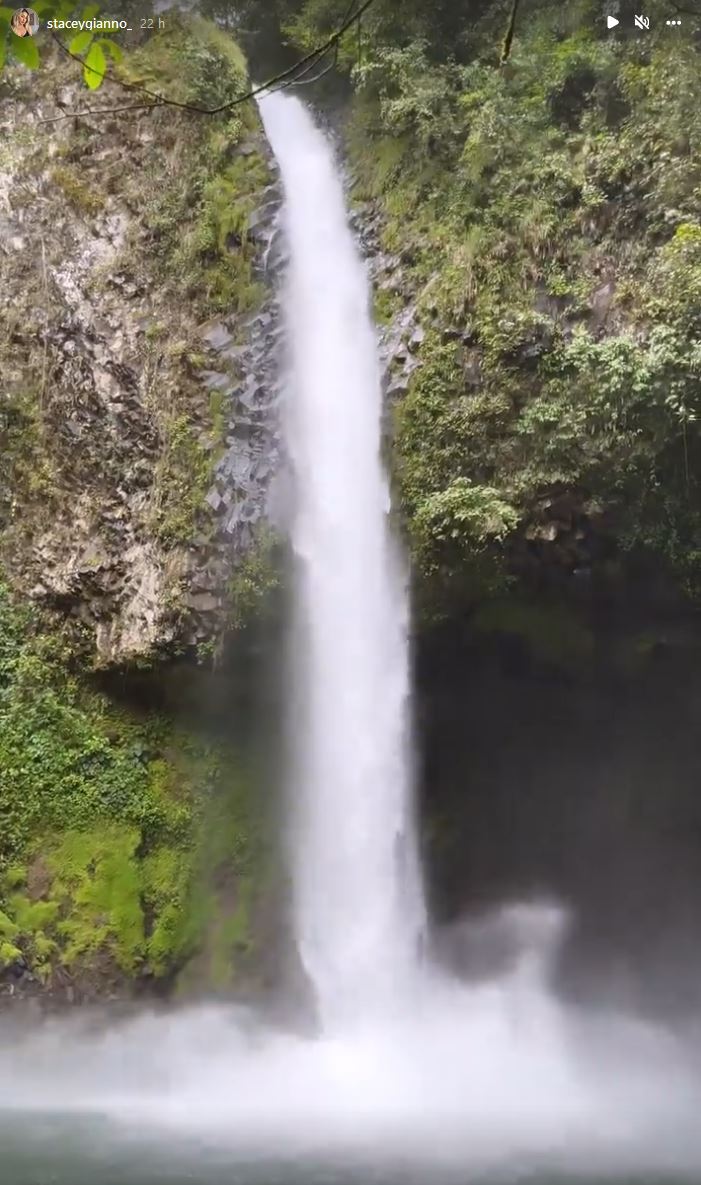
top-left (0, 582), bottom-right (258, 984)
top-left (66, 10), bottom-right (123, 90)
top-left (1, 1), bottom-right (121, 82)
top-left (414, 479), bottom-right (519, 571)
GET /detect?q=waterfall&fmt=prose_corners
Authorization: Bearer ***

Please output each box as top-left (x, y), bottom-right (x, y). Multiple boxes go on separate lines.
top-left (2, 92), bottom-right (701, 1185)
top-left (258, 93), bottom-right (426, 1030)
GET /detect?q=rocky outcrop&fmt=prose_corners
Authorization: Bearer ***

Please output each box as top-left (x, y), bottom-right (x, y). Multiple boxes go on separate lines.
top-left (0, 50), bottom-right (280, 667)
top-left (351, 197), bottom-right (423, 419)
top-left (203, 187), bottom-right (283, 544)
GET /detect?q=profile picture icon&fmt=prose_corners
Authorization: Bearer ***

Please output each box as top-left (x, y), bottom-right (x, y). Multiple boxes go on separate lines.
top-left (11, 7), bottom-right (39, 36)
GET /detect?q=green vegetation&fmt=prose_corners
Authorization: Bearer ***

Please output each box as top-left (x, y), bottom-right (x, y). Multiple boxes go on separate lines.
top-left (124, 16), bottom-right (269, 316)
top-left (147, 409), bottom-right (213, 547)
top-left (0, 585), bottom-right (161, 869)
top-left (0, 1), bottom-right (122, 78)
top-left (5, 11), bottom-right (268, 318)
top-left (341, 6), bottom-right (701, 613)
top-left (50, 164), bottom-right (106, 216)
top-left (125, 13), bottom-right (248, 107)
top-left (0, 583), bottom-right (260, 988)
top-left (228, 527), bottom-right (282, 630)
top-left (176, 757), bottom-right (263, 994)
top-left (0, 388), bottom-right (53, 527)
top-left (373, 285), bottom-right (402, 326)
top-left (169, 149), bottom-right (268, 313)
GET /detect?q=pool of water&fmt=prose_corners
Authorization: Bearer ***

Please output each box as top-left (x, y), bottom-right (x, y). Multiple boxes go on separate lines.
top-left (1, 1121), bottom-right (694, 1185)
top-left (4, 947), bottom-right (701, 1185)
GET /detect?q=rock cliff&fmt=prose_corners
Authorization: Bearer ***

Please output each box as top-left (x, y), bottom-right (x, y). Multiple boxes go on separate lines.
top-left (0, 19), bottom-right (285, 1005)
top-left (1, 21), bottom-right (280, 668)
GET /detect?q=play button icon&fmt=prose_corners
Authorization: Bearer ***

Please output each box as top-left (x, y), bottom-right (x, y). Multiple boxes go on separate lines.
top-left (607, 14), bottom-right (620, 27)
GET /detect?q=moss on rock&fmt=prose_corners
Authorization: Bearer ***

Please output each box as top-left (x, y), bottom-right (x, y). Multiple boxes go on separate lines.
top-left (0, 581), bottom-right (264, 997)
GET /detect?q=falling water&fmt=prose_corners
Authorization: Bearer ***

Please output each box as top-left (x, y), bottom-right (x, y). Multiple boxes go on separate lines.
top-left (258, 92), bottom-right (425, 1030)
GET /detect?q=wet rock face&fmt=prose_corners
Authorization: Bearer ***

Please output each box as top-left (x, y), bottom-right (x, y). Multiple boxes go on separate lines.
top-left (202, 187), bottom-right (283, 548)
top-left (350, 197), bottom-right (422, 409)
top-left (0, 60), bottom-right (279, 667)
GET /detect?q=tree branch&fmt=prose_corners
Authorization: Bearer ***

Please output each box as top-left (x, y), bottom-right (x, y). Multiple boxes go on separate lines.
top-left (37, 100), bottom-right (159, 124)
top-left (500, 0), bottom-right (522, 64)
top-left (49, 0), bottom-right (379, 119)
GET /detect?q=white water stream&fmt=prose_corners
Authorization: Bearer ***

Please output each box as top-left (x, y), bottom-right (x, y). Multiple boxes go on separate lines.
top-left (2, 94), bottom-right (701, 1179)
top-left (260, 91), bottom-right (425, 1031)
